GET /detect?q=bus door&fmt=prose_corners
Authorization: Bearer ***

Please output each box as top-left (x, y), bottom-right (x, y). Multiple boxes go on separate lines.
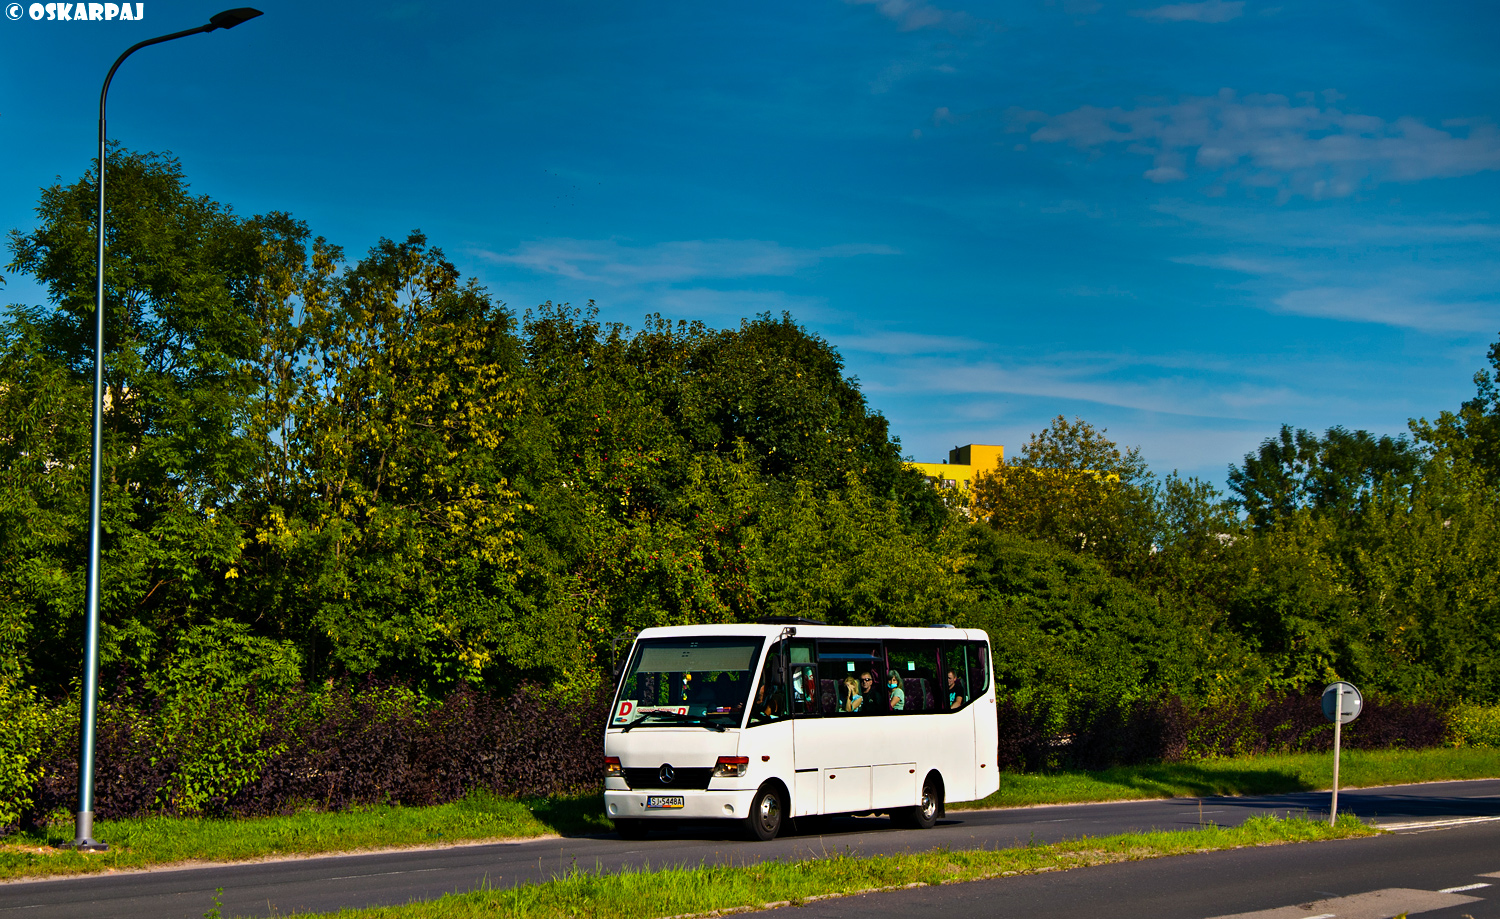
top-left (745, 639), bottom-right (795, 805)
top-left (965, 639), bottom-right (999, 798)
top-left (791, 639), bottom-right (887, 816)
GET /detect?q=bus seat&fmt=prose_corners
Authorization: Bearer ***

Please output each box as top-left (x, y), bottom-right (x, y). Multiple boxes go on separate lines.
top-left (918, 678), bottom-right (937, 710)
top-left (904, 678), bottom-right (935, 713)
top-left (820, 679), bottom-right (837, 714)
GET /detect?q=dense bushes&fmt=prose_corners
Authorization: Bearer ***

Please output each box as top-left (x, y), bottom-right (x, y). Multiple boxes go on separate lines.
top-left (2, 676), bottom-right (1477, 832)
top-left (995, 690), bottom-right (1452, 772)
top-left (10, 681), bottom-right (607, 831)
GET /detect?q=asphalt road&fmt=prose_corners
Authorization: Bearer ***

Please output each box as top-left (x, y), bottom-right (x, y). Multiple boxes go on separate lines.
top-left (4, 779), bottom-right (1499, 919)
top-left (756, 819), bottom-right (1500, 919)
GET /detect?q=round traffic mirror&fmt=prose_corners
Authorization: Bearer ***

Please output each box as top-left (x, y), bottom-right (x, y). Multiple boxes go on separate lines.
top-left (1321, 682), bottom-right (1362, 724)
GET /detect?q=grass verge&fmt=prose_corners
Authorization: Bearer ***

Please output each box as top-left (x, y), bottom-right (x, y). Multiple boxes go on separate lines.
top-left (0, 791), bottom-right (610, 882)
top-left (957, 746), bottom-right (1500, 809)
top-left (287, 814), bottom-right (1376, 919)
top-left (2, 746), bottom-right (1490, 882)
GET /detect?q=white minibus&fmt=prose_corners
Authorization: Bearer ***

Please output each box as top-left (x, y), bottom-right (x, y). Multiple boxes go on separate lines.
top-left (603, 619), bottom-right (999, 840)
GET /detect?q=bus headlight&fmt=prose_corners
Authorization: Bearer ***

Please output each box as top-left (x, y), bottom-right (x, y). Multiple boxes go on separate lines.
top-left (713, 755), bottom-right (749, 778)
top-left (605, 756), bottom-right (623, 777)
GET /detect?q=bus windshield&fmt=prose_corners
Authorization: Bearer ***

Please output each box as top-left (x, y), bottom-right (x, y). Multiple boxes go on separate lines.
top-left (612, 637), bottom-right (764, 729)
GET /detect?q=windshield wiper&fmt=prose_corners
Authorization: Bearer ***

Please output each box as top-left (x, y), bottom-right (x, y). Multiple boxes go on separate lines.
top-left (618, 713), bottom-right (652, 733)
top-left (619, 711), bottom-right (726, 732)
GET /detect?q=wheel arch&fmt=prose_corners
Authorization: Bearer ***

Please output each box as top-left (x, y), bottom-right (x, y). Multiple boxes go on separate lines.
top-left (760, 776), bottom-right (793, 812)
top-left (923, 769), bottom-right (946, 817)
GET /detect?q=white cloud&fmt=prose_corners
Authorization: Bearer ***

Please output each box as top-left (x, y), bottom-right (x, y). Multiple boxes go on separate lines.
top-left (845, 0), bottom-right (987, 33)
top-left (1131, 0), bottom-right (1244, 22)
top-left (646, 288), bottom-right (834, 324)
top-left (860, 349), bottom-right (1292, 420)
top-left (472, 238), bottom-right (898, 285)
top-left (1272, 287), bottom-right (1498, 334)
top-left (1013, 90), bottom-right (1500, 199)
top-left (1155, 201), bottom-right (1500, 245)
top-left (1171, 243), bottom-right (1500, 334)
top-left (838, 331), bottom-right (993, 355)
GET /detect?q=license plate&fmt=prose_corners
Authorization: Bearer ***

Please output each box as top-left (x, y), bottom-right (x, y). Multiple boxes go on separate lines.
top-left (646, 796), bottom-right (685, 809)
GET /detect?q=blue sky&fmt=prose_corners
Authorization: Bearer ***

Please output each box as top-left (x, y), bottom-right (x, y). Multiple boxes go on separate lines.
top-left (3, 0), bottom-right (1497, 485)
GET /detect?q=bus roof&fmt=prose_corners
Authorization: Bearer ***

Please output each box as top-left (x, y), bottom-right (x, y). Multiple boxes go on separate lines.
top-left (631, 623), bottom-right (990, 643)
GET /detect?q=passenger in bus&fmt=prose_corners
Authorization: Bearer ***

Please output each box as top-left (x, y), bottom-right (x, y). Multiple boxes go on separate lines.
top-left (754, 681), bottom-right (782, 719)
top-left (791, 665), bottom-right (816, 713)
top-left (857, 671), bottom-right (880, 713)
top-left (843, 676), bottom-right (863, 712)
top-left (947, 669), bottom-right (966, 709)
top-left (887, 673), bottom-right (906, 711)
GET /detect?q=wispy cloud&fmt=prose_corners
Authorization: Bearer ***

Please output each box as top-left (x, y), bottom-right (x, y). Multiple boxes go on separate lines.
top-left (1131, 0), bottom-right (1244, 22)
top-left (1009, 90), bottom-right (1500, 199)
top-left (860, 349), bottom-right (1348, 422)
top-left (1155, 201), bottom-right (1500, 245)
top-left (1271, 287), bottom-right (1498, 333)
top-left (1172, 245), bottom-right (1500, 334)
top-left (473, 238), bottom-right (898, 285)
top-left (838, 331), bottom-right (993, 355)
top-left (845, 0), bottom-right (989, 33)
top-left (646, 288), bottom-right (834, 323)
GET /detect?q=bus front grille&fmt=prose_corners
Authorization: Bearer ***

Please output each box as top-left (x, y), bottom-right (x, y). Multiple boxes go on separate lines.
top-left (624, 767), bottom-right (714, 790)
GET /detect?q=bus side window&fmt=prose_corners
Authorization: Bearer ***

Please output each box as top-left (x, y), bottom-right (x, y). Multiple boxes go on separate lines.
top-left (966, 641), bottom-right (991, 698)
top-left (815, 642), bottom-right (883, 715)
top-left (790, 640), bottom-right (820, 717)
top-left (940, 641), bottom-right (969, 711)
top-left (884, 641), bottom-right (938, 713)
top-left (748, 641), bottom-right (789, 726)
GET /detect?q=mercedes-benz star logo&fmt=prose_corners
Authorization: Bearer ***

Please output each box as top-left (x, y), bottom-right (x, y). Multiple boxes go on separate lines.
top-left (657, 763), bottom-right (675, 784)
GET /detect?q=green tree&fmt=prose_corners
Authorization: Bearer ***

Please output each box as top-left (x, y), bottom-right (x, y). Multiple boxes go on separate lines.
top-left (2, 149), bottom-right (266, 689)
top-left (974, 415), bottom-right (1155, 562)
top-left (1411, 331), bottom-right (1500, 487)
top-left (1228, 424), bottom-right (1421, 530)
top-left (748, 476), bottom-right (971, 627)
top-left (254, 233), bottom-right (531, 690)
top-left (956, 526), bottom-right (1246, 717)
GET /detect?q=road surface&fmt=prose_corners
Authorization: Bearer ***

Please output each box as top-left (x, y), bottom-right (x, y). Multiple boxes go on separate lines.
top-left (3, 778), bottom-right (1498, 919)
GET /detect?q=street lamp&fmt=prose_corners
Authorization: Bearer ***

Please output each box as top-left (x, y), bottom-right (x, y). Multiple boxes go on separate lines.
top-left (69, 6), bottom-right (264, 853)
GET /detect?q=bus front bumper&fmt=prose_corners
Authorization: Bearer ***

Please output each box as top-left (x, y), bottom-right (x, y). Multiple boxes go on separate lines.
top-left (604, 787), bottom-right (760, 821)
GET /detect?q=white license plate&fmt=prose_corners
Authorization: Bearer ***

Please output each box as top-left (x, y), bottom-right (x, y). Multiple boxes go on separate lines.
top-left (646, 795), bottom-right (685, 809)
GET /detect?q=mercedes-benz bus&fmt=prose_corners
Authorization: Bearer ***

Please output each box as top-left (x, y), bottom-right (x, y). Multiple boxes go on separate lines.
top-left (603, 620), bottom-right (998, 840)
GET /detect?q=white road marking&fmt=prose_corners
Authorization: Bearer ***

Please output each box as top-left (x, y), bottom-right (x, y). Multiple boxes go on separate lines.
top-left (1207, 886), bottom-right (1483, 918)
top-left (1439, 883), bottom-right (1491, 893)
top-left (325, 867), bottom-right (449, 881)
top-left (1375, 815), bottom-right (1500, 831)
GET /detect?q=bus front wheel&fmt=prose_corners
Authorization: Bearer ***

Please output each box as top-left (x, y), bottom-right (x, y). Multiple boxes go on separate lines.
top-left (746, 783), bottom-right (786, 841)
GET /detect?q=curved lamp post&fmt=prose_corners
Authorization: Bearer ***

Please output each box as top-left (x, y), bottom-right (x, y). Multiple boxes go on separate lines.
top-left (70, 7), bottom-right (264, 853)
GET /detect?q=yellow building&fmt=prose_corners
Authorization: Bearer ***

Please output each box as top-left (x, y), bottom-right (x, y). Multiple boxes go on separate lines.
top-left (906, 443), bottom-right (1004, 493)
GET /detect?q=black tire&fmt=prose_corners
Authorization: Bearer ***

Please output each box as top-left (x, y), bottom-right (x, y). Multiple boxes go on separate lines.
top-left (614, 818), bottom-right (649, 840)
top-left (894, 775), bottom-right (941, 829)
top-left (746, 783), bottom-right (786, 841)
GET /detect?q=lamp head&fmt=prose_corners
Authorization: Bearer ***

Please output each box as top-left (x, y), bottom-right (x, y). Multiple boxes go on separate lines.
top-left (207, 7), bottom-right (263, 30)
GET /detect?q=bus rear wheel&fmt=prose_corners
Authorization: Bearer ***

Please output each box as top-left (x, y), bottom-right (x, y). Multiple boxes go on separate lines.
top-left (894, 775), bottom-right (941, 829)
top-left (746, 783), bottom-right (786, 841)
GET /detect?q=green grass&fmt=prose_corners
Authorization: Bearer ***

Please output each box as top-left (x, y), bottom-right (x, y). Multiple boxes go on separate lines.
top-left (0, 791), bottom-right (611, 881)
top-left (286, 814), bottom-right (1376, 919)
top-left (3, 745), bottom-right (1493, 882)
top-left (954, 745), bottom-right (1500, 810)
